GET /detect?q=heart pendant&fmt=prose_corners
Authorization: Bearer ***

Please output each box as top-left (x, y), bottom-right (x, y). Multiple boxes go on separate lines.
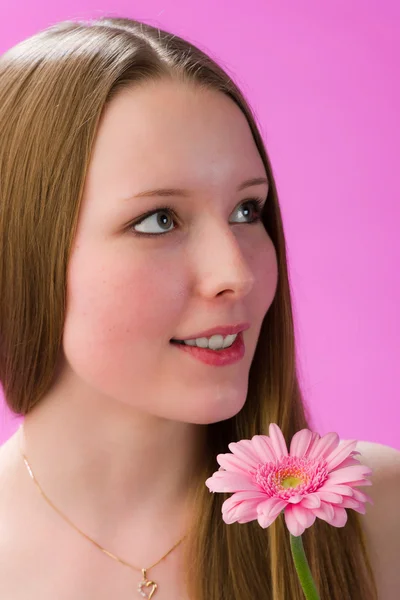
top-left (137, 570), bottom-right (158, 599)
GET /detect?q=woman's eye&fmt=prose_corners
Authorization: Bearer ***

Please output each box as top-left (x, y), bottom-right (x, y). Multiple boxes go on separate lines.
top-left (131, 198), bottom-right (264, 237)
top-left (131, 207), bottom-right (176, 236)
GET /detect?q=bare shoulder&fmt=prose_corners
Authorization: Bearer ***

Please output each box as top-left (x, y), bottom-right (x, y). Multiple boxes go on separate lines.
top-left (355, 439), bottom-right (400, 486)
top-left (0, 432), bottom-right (40, 592)
top-left (353, 440), bottom-right (400, 600)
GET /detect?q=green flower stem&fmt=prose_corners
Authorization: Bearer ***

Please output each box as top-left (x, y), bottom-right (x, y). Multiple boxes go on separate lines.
top-left (289, 534), bottom-right (320, 600)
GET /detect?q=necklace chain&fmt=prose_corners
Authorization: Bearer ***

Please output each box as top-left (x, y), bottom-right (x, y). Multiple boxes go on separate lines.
top-left (19, 425), bottom-right (187, 597)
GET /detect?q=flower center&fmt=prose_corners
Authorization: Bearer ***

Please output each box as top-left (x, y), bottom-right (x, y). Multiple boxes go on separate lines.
top-left (281, 475), bottom-right (303, 489)
top-left (254, 455), bottom-right (328, 500)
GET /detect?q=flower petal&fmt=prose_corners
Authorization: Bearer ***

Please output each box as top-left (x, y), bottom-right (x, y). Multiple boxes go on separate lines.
top-left (330, 456), bottom-right (362, 469)
top-left (326, 465), bottom-right (373, 485)
top-left (227, 441), bottom-right (260, 469)
top-left (291, 503), bottom-right (317, 529)
top-left (257, 510), bottom-right (280, 529)
top-left (307, 432), bottom-right (339, 461)
top-left (316, 491), bottom-right (344, 503)
top-left (222, 491), bottom-right (266, 524)
top-left (257, 496), bottom-right (287, 519)
top-left (311, 501), bottom-right (335, 522)
top-left (340, 497), bottom-right (364, 510)
top-left (205, 471), bottom-right (260, 493)
top-left (286, 494), bottom-right (303, 504)
top-left (250, 435), bottom-right (277, 464)
top-left (324, 439), bottom-right (358, 471)
top-left (348, 479), bottom-right (373, 487)
top-left (289, 429), bottom-right (313, 458)
top-left (284, 504), bottom-right (306, 536)
top-left (318, 483), bottom-right (355, 496)
top-left (268, 423), bottom-right (289, 459)
top-left (224, 490), bottom-right (267, 502)
top-left (300, 493), bottom-right (321, 509)
top-left (351, 489), bottom-right (374, 505)
top-left (306, 432), bottom-right (322, 456)
top-left (352, 504), bottom-right (366, 515)
top-left (328, 505), bottom-right (348, 527)
top-left (217, 453), bottom-right (256, 475)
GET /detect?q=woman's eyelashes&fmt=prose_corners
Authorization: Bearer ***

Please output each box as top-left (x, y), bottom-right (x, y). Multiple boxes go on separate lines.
top-left (129, 197), bottom-right (266, 237)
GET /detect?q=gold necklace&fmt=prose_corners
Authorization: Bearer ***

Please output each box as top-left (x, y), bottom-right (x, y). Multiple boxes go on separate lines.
top-left (19, 426), bottom-right (187, 599)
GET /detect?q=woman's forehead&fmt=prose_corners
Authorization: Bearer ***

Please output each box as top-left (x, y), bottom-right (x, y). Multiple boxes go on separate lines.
top-left (96, 80), bottom-right (257, 152)
top-left (87, 81), bottom-right (266, 192)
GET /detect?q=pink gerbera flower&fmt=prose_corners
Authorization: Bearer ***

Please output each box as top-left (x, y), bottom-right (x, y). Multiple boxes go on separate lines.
top-left (205, 423), bottom-right (373, 537)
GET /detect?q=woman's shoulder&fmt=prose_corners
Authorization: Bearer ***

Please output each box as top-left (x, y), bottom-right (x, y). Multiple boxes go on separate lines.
top-left (0, 429), bottom-right (22, 490)
top-left (0, 433), bottom-right (28, 596)
top-left (0, 431), bottom-right (25, 533)
top-left (0, 430), bottom-right (36, 555)
top-left (352, 439), bottom-right (400, 599)
top-left (355, 439), bottom-right (400, 460)
top-left (0, 433), bottom-right (67, 598)
top-left (337, 437), bottom-right (400, 471)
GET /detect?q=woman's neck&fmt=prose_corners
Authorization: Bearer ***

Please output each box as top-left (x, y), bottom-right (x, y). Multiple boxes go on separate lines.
top-left (17, 383), bottom-right (206, 561)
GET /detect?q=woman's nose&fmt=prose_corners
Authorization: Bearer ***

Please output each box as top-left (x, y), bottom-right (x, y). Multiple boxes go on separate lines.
top-left (191, 223), bottom-right (256, 300)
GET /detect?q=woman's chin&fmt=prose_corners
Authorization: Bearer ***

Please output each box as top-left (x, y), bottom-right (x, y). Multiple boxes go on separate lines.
top-left (186, 398), bottom-right (247, 425)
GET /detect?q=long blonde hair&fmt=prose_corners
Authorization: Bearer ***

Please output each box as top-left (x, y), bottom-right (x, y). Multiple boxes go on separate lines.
top-left (0, 16), bottom-right (377, 599)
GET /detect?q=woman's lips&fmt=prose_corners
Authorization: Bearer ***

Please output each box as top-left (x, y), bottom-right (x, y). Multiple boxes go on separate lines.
top-left (170, 332), bottom-right (245, 366)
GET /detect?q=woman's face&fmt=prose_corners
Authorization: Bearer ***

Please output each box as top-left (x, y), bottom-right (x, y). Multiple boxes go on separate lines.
top-left (62, 78), bottom-right (278, 424)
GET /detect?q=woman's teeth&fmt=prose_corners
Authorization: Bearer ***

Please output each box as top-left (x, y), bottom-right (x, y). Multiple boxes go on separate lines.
top-left (175, 333), bottom-right (238, 350)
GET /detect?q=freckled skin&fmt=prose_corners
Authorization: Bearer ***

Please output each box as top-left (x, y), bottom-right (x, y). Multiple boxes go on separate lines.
top-left (62, 79), bottom-right (279, 424)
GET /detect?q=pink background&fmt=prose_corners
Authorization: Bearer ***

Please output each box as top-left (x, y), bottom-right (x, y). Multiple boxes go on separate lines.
top-left (1, 1), bottom-right (399, 449)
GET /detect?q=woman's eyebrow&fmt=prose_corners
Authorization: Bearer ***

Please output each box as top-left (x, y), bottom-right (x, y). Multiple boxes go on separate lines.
top-left (130, 177), bottom-right (269, 200)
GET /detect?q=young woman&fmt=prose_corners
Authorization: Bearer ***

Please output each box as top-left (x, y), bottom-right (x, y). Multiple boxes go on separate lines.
top-left (0, 15), bottom-right (398, 599)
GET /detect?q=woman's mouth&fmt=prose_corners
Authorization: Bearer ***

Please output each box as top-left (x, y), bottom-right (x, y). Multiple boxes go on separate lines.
top-left (170, 332), bottom-right (245, 367)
